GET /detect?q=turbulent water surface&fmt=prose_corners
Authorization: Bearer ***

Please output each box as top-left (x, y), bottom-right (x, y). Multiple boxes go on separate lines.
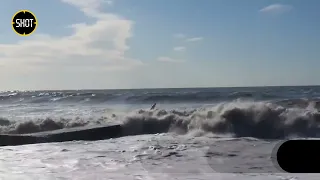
top-left (0, 86), bottom-right (320, 179)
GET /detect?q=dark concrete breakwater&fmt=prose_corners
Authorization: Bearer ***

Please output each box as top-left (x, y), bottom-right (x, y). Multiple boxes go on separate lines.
top-left (0, 124), bottom-right (122, 146)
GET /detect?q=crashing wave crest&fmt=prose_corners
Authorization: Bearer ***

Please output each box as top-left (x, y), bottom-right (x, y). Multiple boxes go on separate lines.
top-left (1, 101), bottom-right (320, 139)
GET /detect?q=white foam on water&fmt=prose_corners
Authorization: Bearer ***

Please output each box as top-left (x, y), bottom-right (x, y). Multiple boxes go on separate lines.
top-left (0, 134), bottom-right (319, 180)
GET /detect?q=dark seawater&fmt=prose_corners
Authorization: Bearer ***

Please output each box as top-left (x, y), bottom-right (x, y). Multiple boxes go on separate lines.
top-left (1, 86), bottom-right (320, 104)
top-left (0, 86), bottom-right (320, 139)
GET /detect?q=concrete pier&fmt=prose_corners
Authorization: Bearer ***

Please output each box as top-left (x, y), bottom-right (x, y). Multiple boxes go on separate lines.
top-left (0, 124), bottom-right (122, 146)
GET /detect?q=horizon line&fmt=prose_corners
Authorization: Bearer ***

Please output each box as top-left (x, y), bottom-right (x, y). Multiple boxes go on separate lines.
top-left (1, 84), bottom-right (320, 92)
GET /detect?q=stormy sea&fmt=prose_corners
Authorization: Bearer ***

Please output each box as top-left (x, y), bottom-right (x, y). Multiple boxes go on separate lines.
top-left (0, 86), bottom-right (320, 179)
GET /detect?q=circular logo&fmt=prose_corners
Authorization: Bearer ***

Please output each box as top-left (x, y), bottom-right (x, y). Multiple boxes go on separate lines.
top-left (11, 10), bottom-right (37, 36)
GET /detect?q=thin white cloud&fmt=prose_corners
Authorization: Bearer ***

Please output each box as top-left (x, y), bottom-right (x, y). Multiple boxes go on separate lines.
top-left (186, 37), bottom-right (203, 42)
top-left (0, 0), bottom-right (143, 72)
top-left (173, 34), bottom-right (204, 43)
top-left (157, 56), bottom-right (185, 63)
top-left (173, 33), bottom-right (186, 39)
top-left (173, 46), bottom-right (186, 52)
top-left (260, 4), bottom-right (293, 14)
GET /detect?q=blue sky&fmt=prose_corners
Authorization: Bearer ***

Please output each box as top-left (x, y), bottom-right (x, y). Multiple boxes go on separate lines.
top-left (0, 0), bottom-right (319, 90)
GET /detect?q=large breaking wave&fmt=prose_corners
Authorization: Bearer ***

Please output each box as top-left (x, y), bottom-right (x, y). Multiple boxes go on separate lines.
top-left (1, 101), bottom-right (320, 139)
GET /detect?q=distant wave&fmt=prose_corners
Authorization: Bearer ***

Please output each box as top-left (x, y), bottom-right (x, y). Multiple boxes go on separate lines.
top-left (1, 89), bottom-right (318, 104)
top-left (1, 101), bottom-right (320, 139)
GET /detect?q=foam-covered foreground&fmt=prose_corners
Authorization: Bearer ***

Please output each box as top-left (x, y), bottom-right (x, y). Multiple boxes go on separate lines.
top-left (0, 133), bottom-right (319, 179)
